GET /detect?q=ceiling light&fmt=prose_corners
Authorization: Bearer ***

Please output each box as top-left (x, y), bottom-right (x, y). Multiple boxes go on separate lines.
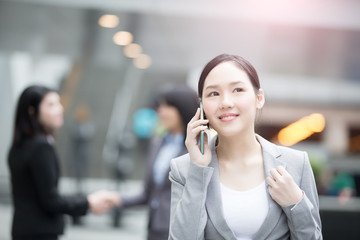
top-left (133, 54), bottom-right (152, 69)
top-left (98, 14), bottom-right (119, 28)
top-left (113, 31), bottom-right (133, 46)
top-left (124, 43), bottom-right (142, 58)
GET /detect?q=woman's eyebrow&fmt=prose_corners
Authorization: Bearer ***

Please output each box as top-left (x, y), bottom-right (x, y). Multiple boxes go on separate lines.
top-left (205, 81), bottom-right (244, 90)
top-left (229, 80), bottom-right (245, 86)
top-left (205, 84), bottom-right (218, 90)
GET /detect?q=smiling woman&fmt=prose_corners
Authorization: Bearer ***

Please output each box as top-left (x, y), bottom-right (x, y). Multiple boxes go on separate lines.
top-left (168, 54), bottom-right (323, 240)
top-left (201, 61), bottom-right (264, 139)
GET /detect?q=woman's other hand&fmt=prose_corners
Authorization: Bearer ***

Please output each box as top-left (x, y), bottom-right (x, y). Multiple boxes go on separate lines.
top-left (266, 166), bottom-right (303, 207)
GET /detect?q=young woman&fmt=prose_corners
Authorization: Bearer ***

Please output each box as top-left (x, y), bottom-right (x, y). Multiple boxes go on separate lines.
top-left (8, 85), bottom-right (119, 240)
top-left (117, 84), bottom-right (198, 240)
top-left (168, 54), bottom-right (322, 240)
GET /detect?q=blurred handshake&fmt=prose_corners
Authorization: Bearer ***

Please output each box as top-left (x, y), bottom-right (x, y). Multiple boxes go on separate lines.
top-left (87, 190), bottom-right (121, 215)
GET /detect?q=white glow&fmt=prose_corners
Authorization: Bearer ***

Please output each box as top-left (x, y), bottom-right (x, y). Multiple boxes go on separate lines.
top-left (113, 31), bottom-right (133, 46)
top-left (133, 54), bottom-right (152, 69)
top-left (124, 43), bottom-right (142, 58)
top-left (98, 14), bottom-right (119, 28)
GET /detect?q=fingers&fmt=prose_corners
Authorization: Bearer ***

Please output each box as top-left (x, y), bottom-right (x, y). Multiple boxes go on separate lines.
top-left (269, 166), bottom-right (290, 183)
top-left (188, 108), bottom-right (209, 126)
top-left (266, 176), bottom-right (276, 187)
top-left (270, 168), bottom-right (282, 181)
top-left (276, 166), bottom-right (287, 176)
top-left (189, 108), bottom-right (201, 124)
top-left (191, 125), bottom-right (208, 138)
top-left (188, 119), bottom-right (209, 131)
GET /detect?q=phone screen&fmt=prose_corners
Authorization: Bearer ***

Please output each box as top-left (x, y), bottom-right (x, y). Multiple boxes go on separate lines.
top-left (200, 100), bottom-right (204, 155)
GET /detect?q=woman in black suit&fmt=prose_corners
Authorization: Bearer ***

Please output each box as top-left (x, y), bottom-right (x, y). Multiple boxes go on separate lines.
top-left (8, 85), bottom-right (119, 240)
top-left (116, 84), bottom-right (198, 240)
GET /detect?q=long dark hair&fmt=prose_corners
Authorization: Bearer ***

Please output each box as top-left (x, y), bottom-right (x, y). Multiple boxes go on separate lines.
top-left (198, 54), bottom-right (260, 98)
top-left (154, 84), bottom-right (198, 138)
top-left (11, 85), bottom-right (55, 147)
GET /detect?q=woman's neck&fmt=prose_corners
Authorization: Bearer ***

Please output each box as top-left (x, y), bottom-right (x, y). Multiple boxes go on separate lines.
top-left (216, 131), bottom-right (261, 164)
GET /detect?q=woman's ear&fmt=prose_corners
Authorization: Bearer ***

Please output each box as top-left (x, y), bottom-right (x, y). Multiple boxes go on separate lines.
top-left (256, 89), bottom-right (265, 109)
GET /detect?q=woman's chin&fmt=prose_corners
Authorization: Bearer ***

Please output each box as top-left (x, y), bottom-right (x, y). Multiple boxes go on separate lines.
top-left (216, 129), bottom-right (242, 138)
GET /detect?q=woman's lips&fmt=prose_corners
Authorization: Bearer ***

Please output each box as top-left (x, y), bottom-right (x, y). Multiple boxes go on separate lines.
top-left (218, 113), bottom-right (239, 122)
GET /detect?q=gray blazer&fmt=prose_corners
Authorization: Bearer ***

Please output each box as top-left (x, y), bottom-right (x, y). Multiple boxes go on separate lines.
top-left (168, 135), bottom-right (322, 240)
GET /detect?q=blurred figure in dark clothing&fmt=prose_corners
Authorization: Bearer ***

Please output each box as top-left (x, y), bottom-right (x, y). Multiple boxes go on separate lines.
top-left (70, 104), bottom-right (95, 194)
top-left (114, 84), bottom-right (198, 240)
top-left (8, 85), bottom-right (119, 240)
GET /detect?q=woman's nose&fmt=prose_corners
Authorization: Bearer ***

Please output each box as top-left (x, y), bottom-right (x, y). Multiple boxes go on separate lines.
top-left (219, 94), bottom-right (234, 109)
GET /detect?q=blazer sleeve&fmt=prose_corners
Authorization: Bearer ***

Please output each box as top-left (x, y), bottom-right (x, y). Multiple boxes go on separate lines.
top-left (121, 172), bottom-right (152, 207)
top-left (29, 142), bottom-right (89, 216)
top-left (281, 152), bottom-right (322, 240)
top-left (168, 158), bottom-right (214, 240)
top-left (121, 141), bottom-right (158, 207)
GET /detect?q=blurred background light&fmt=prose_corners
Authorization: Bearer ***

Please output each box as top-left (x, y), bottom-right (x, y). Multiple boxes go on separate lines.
top-left (133, 54), bottom-right (152, 69)
top-left (278, 113), bottom-right (326, 146)
top-left (113, 31), bottom-right (133, 46)
top-left (98, 14), bottom-right (119, 28)
top-left (306, 113), bottom-right (326, 133)
top-left (124, 43), bottom-right (142, 58)
top-left (132, 108), bottom-right (158, 138)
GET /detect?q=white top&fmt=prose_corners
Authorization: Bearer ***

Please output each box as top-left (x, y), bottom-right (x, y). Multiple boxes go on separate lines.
top-left (220, 181), bottom-right (269, 240)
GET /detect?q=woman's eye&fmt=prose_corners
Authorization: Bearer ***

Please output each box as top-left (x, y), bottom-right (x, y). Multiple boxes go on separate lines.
top-left (234, 88), bottom-right (243, 93)
top-left (208, 92), bottom-right (219, 97)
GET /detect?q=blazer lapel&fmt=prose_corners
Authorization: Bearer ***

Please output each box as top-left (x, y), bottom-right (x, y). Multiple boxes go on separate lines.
top-left (253, 135), bottom-right (287, 239)
top-left (205, 137), bottom-right (237, 240)
top-left (205, 135), bottom-right (287, 239)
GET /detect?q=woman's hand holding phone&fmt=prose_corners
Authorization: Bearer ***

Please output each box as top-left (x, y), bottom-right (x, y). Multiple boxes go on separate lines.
top-left (185, 108), bottom-right (211, 167)
top-left (199, 100), bottom-right (205, 155)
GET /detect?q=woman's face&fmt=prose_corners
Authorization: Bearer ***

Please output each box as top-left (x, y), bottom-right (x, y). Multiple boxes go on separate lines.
top-left (38, 92), bottom-right (64, 131)
top-left (202, 61), bottom-right (264, 137)
top-left (157, 102), bottom-right (183, 134)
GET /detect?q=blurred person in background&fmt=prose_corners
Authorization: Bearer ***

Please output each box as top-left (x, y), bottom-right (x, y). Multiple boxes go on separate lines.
top-left (326, 170), bottom-right (355, 204)
top-left (114, 84), bottom-right (198, 240)
top-left (168, 54), bottom-right (322, 240)
top-left (69, 104), bottom-right (96, 225)
top-left (8, 85), bottom-right (119, 240)
top-left (70, 103), bottom-right (95, 195)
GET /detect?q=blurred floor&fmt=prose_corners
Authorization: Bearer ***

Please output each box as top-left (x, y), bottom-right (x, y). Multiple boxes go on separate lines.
top-left (0, 203), bottom-right (147, 240)
top-left (0, 178), bottom-right (148, 240)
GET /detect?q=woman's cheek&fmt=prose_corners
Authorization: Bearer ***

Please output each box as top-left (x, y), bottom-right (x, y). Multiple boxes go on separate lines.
top-left (203, 101), bottom-right (216, 120)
